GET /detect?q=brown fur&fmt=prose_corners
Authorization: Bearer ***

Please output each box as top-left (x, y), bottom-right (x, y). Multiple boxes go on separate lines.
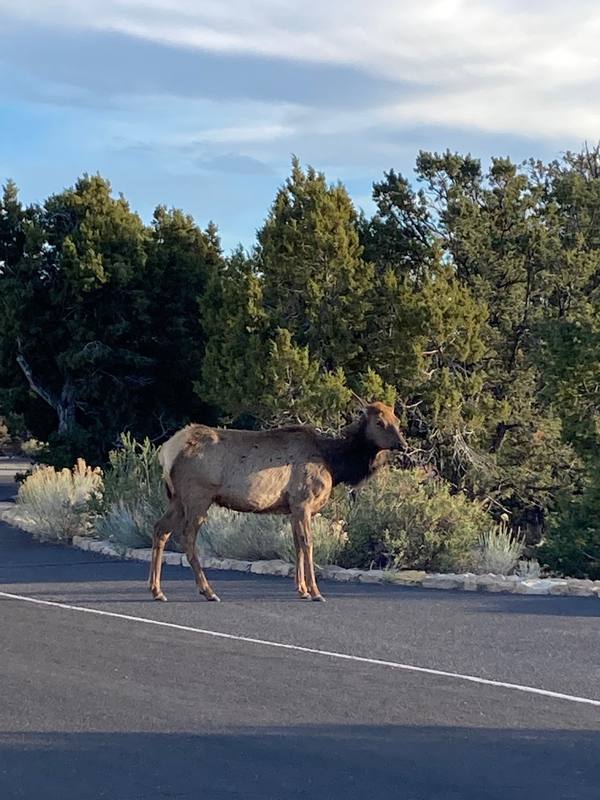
top-left (149, 402), bottom-right (406, 602)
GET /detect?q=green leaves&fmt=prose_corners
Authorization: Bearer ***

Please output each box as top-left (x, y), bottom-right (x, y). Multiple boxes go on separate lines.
top-left (3, 146), bottom-right (600, 577)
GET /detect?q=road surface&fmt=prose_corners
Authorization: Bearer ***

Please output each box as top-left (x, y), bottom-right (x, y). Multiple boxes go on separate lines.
top-left (0, 463), bottom-right (598, 799)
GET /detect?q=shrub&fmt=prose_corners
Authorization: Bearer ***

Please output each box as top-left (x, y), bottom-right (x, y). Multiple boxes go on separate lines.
top-left (538, 476), bottom-right (600, 580)
top-left (332, 469), bottom-right (491, 572)
top-left (515, 559), bottom-right (541, 578)
top-left (473, 522), bottom-right (524, 575)
top-left (200, 507), bottom-right (347, 565)
top-left (20, 438), bottom-right (47, 459)
top-left (10, 459), bottom-right (103, 541)
top-left (0, 418), bottom-right (10, 451)
top-left (93, 433), bottom-right (166, 548)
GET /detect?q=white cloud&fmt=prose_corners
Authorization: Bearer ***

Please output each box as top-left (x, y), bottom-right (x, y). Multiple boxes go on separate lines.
top-left (2, 0), bottom-right (600, 140)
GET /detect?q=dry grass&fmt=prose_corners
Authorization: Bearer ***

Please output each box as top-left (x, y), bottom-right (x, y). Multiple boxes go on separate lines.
top-left (10, 459), bottom-right (103, 541)
top-left (473, 522), bottom-right (524, 575)
top-left (200, 507), bottom-right (347, 565)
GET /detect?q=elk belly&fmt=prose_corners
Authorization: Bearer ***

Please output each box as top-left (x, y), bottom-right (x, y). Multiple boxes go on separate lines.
top-left (214, 465), bottom-right (293, 514)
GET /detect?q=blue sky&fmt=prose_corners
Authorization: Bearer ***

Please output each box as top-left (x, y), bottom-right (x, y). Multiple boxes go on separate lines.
top-left (1, 1), bottom-right (599, 252)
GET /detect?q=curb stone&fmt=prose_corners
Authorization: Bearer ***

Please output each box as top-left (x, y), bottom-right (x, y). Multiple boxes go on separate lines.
top-left (12, 530), bottom-right (600, 599)
top-left (250, 559), bottom-right (294, 577)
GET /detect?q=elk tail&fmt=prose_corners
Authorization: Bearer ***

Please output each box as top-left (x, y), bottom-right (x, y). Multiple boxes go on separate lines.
top-left (157, 429), bottom-right (186, 500)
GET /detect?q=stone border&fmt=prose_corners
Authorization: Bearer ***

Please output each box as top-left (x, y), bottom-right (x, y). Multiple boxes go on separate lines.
top-left (70, 536), bottom-right (600, 598)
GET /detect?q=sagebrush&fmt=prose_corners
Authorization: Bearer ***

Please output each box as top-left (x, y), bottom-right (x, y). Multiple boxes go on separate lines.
top-left (201, 507), bottom-right (347, 565)
top-left (473, 522), bottom-right (524, 575)
top-left (9, 459), bottom-right (102, 541)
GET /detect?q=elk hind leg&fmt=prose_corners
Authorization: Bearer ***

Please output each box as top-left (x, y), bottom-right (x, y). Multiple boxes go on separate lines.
top-left (183, 500), bottom-right (220, 602)
top-left (149, 502), bottom-right (182, 602)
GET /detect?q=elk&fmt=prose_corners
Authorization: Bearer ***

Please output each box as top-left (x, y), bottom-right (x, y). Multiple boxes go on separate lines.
top-left (149, 402), bottom-right (406, 603)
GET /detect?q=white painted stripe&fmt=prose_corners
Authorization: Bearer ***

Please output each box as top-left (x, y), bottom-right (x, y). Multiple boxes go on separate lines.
top-left (1, 590), bottom-right (599, 709)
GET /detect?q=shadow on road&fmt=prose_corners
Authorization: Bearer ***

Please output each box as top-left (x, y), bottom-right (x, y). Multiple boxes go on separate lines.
top-left (0, 724), bottom-right (598, 800)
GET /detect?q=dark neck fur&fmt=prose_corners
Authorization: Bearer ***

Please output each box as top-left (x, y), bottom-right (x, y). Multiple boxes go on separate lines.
top-left (317, 419), bottom-right (382, 487)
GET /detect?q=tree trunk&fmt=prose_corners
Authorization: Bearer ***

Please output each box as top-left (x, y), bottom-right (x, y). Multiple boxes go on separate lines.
top-left (16, 354), bottom-right (76, 435)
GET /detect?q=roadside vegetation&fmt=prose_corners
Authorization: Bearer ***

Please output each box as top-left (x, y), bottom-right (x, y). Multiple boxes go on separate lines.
top-left (4, 441), bottom-right (539, 576)
top-left (2, 146), bottom-right (599, 578)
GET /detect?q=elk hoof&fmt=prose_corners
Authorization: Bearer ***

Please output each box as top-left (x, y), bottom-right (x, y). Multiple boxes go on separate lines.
top-left (311, 594), bottom-right (326, 603)
top-left (298, 591), bottom-right (311, 600)
top-left (153, 592), bottom-right (167, 602)
top-left (206, 592), bottom-right (221, 602)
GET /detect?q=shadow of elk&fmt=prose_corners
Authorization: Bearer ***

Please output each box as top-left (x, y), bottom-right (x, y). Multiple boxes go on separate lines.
top-left (149, 402), bottom-right (407, 602)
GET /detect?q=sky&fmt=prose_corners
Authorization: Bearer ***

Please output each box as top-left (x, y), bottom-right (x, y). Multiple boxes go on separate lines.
top-left (1, 0), bottom-right (599, 252)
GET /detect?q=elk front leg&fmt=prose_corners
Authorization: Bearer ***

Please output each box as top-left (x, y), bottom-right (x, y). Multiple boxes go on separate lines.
top-left (291, 520), bottom-right (310, 599)
top-left (293, 509), bottom-right (324, 601)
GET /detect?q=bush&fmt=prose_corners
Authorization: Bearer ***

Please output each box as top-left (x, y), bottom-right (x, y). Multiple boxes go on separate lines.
top-left (201, 507), bottom-right (347, 565)
top-left (539, 476), bottom-right (600, 579)
top-left (20, 438), bottom-right (47, 459)
top-left (473, 522), bottom-right (524, 575)
top-left (331, 468), bottom-right (491, 572)
top-left (515, 559), bottom-right (541, 578)
top-left (9, 459), bottom-right (103, 541)
top-left (92, 433), bottom-right (166, 548)
top-left (0, 418), bottom-right (10, 452)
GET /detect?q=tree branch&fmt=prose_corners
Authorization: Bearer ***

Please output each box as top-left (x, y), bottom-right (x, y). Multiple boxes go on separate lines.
top-left (16, 353), bottom-right (59, 412)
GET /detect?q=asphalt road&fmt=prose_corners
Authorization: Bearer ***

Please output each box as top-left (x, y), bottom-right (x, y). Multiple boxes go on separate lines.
top-left (0, 464), bottom-right (599, 800)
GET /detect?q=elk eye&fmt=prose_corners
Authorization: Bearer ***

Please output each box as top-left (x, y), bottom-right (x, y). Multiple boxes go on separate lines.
top-left (376, 420), bottom-right (385, 428)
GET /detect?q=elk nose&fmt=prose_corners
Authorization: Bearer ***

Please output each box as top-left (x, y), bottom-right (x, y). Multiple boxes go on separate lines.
top-left (395, 431), bottom-right (408, 450)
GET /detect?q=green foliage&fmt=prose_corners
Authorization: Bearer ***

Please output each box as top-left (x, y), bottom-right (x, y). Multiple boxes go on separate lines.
top-left (4, 146), bottom-right (600, 577)
top-left (0, 176), bottom-right (221, 464)
top-left (92, 433), bottom-right (166, 548)
top-left (100, 433), bottom-right (164, 511)
top-left (539, 465), bottom-right (600, 579)
top-left (199, 160), bottom-right (389, 428)
top-left (331, 469), bottom-right (489, 572)
top-left (258, 157), bottom-right (372, 370)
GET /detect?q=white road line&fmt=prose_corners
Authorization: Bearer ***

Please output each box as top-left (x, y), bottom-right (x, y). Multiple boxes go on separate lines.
top-left (1, 589), bottom-right (599, 709)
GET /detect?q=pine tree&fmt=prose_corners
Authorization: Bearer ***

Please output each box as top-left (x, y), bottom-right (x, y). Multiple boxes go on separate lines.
top-left (257, 157), bottom-right (373, 371)
top-left (143, 206), bottom-right (222, 430)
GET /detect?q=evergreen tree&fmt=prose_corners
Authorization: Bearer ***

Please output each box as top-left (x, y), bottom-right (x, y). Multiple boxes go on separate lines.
top-left (257, 157), bottom-right (373, 371)
top-left (143, 206), bottom-right (222, 431)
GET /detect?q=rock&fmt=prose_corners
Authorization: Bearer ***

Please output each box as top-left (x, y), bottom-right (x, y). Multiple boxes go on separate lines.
top-left (163, 552), bottom-right (182, 566)
top-left (514, 578), bottom-right (555, 595)
top-left (130, 548), bottom-right (153, 562)
top-left (250, 560), bottom-right (294, 577)
top-left (358, 570), bottom-right (385, 584)
top-left (99, 543), bottom-right (119, 557)
top-left (321, 565), bottom-right (346, 580)
top-left (217, 558), bottom-right (252, 573)
top-left (461, 573), bottom-right (478, 591)
top-left (566, 579), bottom-right (595, 597)
top-left (199, 555), bottom-right (220, 569)
top-left (389, 570), bottom-right (426, 586)
top-left (86, 540), bottom-right (109, 554)
top-left (475, 575), bottom-right (507, 592)
top-left (548, 580), bottom-right (569, 595)
top-left (422, 574), bottom-right (463, 590)
top-left (331, 568), bottom-right (363, 583)
top-left (72, 536), bottom-right (91, 551)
